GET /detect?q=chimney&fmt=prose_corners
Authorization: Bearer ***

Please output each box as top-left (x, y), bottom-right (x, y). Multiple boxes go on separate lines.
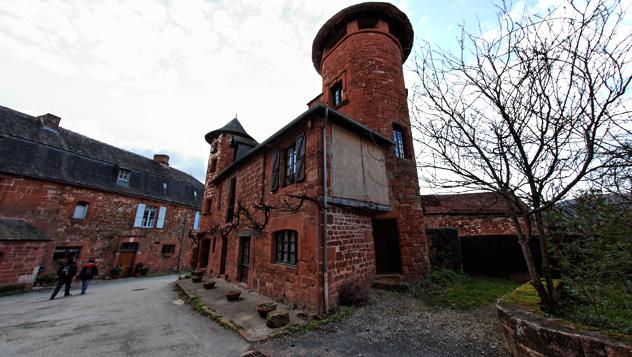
top-left (37, 113), bottom-right (61, 129)
top-left (153, 154), bottom-right (170, 166)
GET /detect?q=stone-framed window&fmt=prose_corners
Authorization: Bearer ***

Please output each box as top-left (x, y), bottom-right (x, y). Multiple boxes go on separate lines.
top-left (393, 124), bottom-right (407, 159)
top-left (285, 145), bottom-right (297, 185)
top-left (274, 230), bottom-right (298, 266)
top-left (52, 246), bottom-right (81, 262)
top-left (330, 80), bottom-right (344, 107)
top-left (72, 201), bottom-right (89, 219)
top-left (141, 206), bottom-right (157, 228)
top-left (272, 133), bottom-right (306, 191)
top-left (116, 169), bottom-right (131, 186)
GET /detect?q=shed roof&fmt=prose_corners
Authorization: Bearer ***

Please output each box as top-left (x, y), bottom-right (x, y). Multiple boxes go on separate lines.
top-left (0, 218), bottom-right (51, 241)
top-left (421, 192), bottom-right (526, 215)
top-left (0, 105), bottom-right (204, 207)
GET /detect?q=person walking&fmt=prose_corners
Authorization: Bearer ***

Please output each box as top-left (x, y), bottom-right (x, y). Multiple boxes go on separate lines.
top-left (79, 259), bottom-right (99, 295)
top-left (50, 257), bottom-right (77, 300)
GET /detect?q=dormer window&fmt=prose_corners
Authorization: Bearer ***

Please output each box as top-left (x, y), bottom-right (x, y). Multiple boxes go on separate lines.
top-left (162, 182), bottom-right (168, 194)
top-left (117, 169), bottom-right (131, 186)
top-left (330, 80), bottom-right (343, 107)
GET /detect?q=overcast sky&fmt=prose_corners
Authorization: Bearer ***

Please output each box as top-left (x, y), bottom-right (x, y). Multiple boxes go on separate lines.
top-left (0, 0), bottom-right (582, 183)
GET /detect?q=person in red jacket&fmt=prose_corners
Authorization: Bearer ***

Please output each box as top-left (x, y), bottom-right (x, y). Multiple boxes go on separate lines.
top-left (79, 259), bottom-right (99, 295)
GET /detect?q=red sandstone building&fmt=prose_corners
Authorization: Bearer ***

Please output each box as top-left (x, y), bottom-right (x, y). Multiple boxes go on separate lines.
top-left (422, 192), bottom-right (538, 279)
top-left (198, 2), bottom-right (430, 313)
top-left (0, 106), bottom-right (204, 287)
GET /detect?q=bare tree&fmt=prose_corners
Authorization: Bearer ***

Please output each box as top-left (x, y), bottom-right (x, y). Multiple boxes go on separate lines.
top-left (411, 0), bottom-right (631, 311)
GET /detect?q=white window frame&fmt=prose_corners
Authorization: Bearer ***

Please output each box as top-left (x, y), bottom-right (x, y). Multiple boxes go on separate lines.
top-left (117, 169), bottom-right (131, 186)
top-left (72, 202), bottom-right (89, 219)
top-left (141, 206), bottom-right (157, 228)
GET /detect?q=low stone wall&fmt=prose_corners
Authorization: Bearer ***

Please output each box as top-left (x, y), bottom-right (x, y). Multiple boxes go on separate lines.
top-left (497, 298), bottom-right (632, 356)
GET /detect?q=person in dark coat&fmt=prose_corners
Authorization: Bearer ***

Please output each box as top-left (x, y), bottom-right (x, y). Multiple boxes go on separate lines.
top-left (79, 259), bottom-right (99, 295)
top-left (50, 257), bottom-right (77, 300)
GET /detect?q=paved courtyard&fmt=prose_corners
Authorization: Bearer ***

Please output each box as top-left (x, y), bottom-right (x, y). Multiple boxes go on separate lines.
top-left (0, 275), bottom-right (249, 357)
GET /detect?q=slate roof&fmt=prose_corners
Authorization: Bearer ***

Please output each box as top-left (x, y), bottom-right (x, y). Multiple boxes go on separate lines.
top-left (204, 117), bottom-right (257, 144)
top-left (0, 105), bottom-right (204, 207)
top-left (0, 218), bottom-right (51, 241)
top-left (212, 104), bottom-right (392, 183)
top-left (421, 192), bottom-right (526, 215)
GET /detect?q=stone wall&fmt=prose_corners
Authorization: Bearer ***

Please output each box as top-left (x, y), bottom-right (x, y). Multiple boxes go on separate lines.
top-left (497, 301), bottom-right (632, 356)
top-left (0, 240), bottom-right (48, 286)
top-left (0, 173), bottom-right (197, 277)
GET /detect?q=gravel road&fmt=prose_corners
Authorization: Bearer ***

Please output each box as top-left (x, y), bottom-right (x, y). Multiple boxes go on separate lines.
top-left (257, 290), bottom-right (508, 357)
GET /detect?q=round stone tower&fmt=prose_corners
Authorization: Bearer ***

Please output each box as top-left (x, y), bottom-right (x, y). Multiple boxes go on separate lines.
top-left (312, 2), bottom-right (414, 138)
top-left (313, 2), bottom-right (429, 279)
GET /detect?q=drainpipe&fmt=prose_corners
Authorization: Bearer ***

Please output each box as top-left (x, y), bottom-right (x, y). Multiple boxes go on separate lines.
top-left (322, 108), bottom-right (330, 314)
top-left (176, 211), bottom-right (188, 272)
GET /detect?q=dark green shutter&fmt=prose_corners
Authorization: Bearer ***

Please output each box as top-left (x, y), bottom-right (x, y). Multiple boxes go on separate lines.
top-left (295, 133), bottom-right (306, 182)
top-left (271, 149), bottom-right (280, 191)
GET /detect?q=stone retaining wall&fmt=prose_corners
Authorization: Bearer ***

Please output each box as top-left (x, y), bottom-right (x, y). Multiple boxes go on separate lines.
top-left (497, 301), bottom-right (632, 356)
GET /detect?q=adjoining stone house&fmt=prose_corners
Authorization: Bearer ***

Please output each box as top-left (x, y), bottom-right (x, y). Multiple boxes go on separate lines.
top-left (421, 192), bottom-right (539, 280)
top-left (198, 2), bottom-right (430, 314)
top-left (0, 105), bottom-right (204, 283)
top-left (0, 218), bottom-right (50, 287)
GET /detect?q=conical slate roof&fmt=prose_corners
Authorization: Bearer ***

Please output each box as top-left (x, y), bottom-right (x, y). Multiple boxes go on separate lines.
top-left (204, 117), bottom-right (256, 144)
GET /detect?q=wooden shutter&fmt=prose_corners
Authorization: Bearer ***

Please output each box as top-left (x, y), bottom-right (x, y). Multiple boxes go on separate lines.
top-left (271, 149), bottom-right (280, 191)
top-left (193, 211), bottom-right (201, 230)
top-left (133, 204), bottom-right (145, 227)
top-left (156, 206), bottom-right (167, 228)
top-left (295, 133), bottom-right (306, 182)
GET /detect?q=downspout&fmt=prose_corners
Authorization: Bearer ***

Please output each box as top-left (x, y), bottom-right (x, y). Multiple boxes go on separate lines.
top-left (322, 108), bottom-right (330, 314)
top-left (176, 211), bottom-right (188, 272)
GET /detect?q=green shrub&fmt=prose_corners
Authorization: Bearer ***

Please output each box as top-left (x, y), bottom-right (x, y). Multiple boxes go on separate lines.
top-left (547, 193), bottom-right (632, 334)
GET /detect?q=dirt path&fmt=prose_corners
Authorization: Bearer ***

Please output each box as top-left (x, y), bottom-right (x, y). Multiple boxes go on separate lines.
top-left (256, 290), bottom-right (508, 357)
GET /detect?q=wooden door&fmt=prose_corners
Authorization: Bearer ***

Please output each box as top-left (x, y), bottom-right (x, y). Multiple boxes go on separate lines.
top-left (372, 219), bottom-right (402, 274)
top-left (239, 237), bottom-right (250, 284)
top-left (117, 252), bottom-right (136, 277)
top-left (219, 236), bottom-right (228, 275)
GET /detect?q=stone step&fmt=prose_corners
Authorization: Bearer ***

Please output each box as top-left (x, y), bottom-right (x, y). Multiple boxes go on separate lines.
top-left (372, 274), bottom-right (410, 292)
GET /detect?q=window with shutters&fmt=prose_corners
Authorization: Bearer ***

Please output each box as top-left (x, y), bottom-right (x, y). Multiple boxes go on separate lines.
top-left (141, 206), bottom-right (157, 228)
top-left (274, 230), bottom-right (298, 266)
top-left (72, 202), bottom-right (89, 219)
top-left (226, 177), bottom-right (237, 223)
top-left (273, 133), bottom-right (306, 190)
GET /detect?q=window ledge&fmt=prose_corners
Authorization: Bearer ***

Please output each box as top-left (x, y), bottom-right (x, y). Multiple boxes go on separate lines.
top-left (333, 98), bottom-right (348, 108)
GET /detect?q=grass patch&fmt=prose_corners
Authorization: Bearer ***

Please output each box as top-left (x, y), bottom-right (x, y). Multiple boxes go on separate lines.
top-left (274, 307), bottom-right (355, 338)
top-left (501, 282), bottom-right (632, 336)
top-left (412, 269), bottom-right (520, 310)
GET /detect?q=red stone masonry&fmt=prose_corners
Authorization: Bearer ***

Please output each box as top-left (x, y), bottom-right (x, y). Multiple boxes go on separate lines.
top-left (0, 174), bottom-right (197, 277)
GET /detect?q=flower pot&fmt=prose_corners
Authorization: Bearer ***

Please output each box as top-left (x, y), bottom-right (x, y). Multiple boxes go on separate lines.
top-left (257, 303), bottom-right (277, 318)
top-left (191, 276), bottom-right (203, 283)
top-left (191, 270), bottom-right (204, 277)
top-left (226, 290), bottom-right (241, 302)
top-left (203, 281), bottom-right (216, 289)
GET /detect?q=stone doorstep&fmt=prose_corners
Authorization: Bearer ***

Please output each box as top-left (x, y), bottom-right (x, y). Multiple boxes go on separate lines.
top-left (174, 278), bottom-right (308, 342)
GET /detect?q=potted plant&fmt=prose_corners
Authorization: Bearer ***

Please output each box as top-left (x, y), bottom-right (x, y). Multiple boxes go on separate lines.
top-left (225, 290), bottom-right (241, 301)
top-left (191, 269), bottom-right (204, 278)
top-left (203, 280), bottom-right (216, 289)
top-left (256, 303), bottom-right (277, 318)
top-left (192, 275), bottom-right (203, 283)
top-left (110, 266), bottom-right (122, 279)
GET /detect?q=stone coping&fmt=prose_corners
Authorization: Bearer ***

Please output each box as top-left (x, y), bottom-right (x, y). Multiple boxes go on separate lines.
top-left (175, 278), bottom-right (308, 342)
top-left (497, 286), bottom-right (632, 356)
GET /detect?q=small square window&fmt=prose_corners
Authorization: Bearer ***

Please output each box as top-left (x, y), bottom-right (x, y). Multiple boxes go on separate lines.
top-left (330, 81), bottom-right (343, 107)
top-left (161, 244), bottom-right (175, 257)
top-left (72, 202), bottom-right (89, 219)
top-left (117, 169), bottom-right (131, 186)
